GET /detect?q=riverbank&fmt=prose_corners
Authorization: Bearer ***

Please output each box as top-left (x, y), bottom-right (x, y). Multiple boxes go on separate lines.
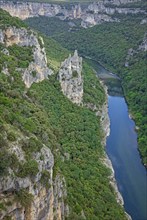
top-left (100, 84), bottom-right (132, 220)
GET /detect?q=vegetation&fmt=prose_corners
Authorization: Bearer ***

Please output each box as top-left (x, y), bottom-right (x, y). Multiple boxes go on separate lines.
top-left (0, 9), bottom-right (27, 29)
top-left (25, 16), bottom-right (82, 36)
top-left (0, 9), bottom-right (127, 218)
top-left (14, 189), bottom-right (33, 207)
top-left (28, 10), bottom-right (147, 164)
top-left (40, 170), bottom-right (51, 189)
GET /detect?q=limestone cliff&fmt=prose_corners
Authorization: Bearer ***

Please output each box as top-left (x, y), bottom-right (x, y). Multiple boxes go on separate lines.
top-left (0, 24), bottom-right (70, 220)
top-left (0, 27), bottom-right (53, 88)
top-left (0, 134), bottom-right (68, 220)
top-left (0, 0), bottom-right (146, 28)
top-left (59, 50), bottom-right (83, 105)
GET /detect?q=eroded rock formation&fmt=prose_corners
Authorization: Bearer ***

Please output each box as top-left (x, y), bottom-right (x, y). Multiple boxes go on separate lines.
top-left (0, 27), bottom-right (53, 88)
top-left (0, 137), bottom-right (68, 220)
top-left (59, 50), bottom-right (83, 105)
top-left (0, 0), bottom-right (146, 28)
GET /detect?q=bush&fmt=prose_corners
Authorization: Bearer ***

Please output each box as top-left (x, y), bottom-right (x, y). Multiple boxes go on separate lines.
top-left (72, 71), bottom-right (78, 78)
top-left (17, 160), bottom-right (39, 178)
top-left (40, 170), bottom-right (51, 189)
top-left (0, 150), bottom-right (11, 176)
top-left (15, 189), bottom-right (33, 207)
top-left (7, 131), bottom-right (17, 142)
top-left (21, 137), bottom-right (42, 155)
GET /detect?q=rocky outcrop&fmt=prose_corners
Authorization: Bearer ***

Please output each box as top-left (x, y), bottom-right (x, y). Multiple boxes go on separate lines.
top-left (0, 2), bottom-right (61, 20)
top-left (53, 175), bottom-right (69, 220)
top-left (0, 27), bottom-right (53, 87)
top-left (0, 142), bottom-right (54, 220)
top-left (0, 1), bottom-right (146, 28)
top-left (0, 133), bottom-right (68, 220)
top-left (140, 18), bottom-right (147, 24)
top-left (104, 0), bottom-right (141, 5)
top-left (59, 50), bottom-right (83, 105)
top-left (81, 13), bottom-right (118, 28)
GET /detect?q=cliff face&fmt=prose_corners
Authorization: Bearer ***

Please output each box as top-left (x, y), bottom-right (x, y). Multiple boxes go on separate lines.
top-left (0, 23), bottom-right (70, 220)
top-left (0, 137), bottom-right (68, 220)
top-left (0, 0), bottom-right (146, 28)
top-left (59, 50), bottom-right (83, 105)
top-left (0, 27), bottom-right (53, 88)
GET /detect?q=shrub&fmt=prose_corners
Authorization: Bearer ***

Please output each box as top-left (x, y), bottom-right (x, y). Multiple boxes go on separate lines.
top-left (7, 131), bottom-right (17, 142)
top-left (32, 71), bottom-right (37, 77)
top-left (21, 137), bottom-right (42, 155)
top-left (15, 189), bottom-right (33, 207)
top-left (17, 160), bottom-right (39, 178)
top-left (72, 71), bottom-right (78, 78)
top-left (40, 170), bottom-right (51, 189)
top-left (0, 203), bottom-right (6, 211)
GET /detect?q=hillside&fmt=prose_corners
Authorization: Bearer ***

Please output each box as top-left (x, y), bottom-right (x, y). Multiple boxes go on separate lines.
top-left (24, 1), bottom-right (147, 165)
top-left (0, 9), bottom-right (128, 220)
top-left (52, 13), bottom-right (147, 165)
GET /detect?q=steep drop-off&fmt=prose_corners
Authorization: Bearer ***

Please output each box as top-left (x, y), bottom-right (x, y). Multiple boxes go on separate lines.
top-left (0, 9), bottom-right (128, 220)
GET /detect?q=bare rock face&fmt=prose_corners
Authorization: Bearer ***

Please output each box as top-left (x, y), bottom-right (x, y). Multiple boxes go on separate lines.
top-left (140, 18), bottom-right (147, 25)
top-left (0, 0), bottom-right (145, 28)
top-left (104, 0), bottom-right (141, 5)
top-left (59, 50), bottom-right (83, 105)
top-left (53, 175), bottom-right (69, 220)
top-left (0, 27), bottom-right (53, 88)
top-left (0, 137), bottom-right (68, 220)
top-left (0, 2), bottom-right (62, 20)
top-left (0, 143), bottom-right (54, 220)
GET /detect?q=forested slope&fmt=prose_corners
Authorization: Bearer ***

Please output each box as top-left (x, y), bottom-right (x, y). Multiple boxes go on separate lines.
top-left (0, 9), bottom-right (127, 220)
top-left (26, 8), bottom-right (147, 165)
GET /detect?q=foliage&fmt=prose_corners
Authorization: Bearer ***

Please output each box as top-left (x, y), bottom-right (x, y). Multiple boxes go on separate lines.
top-left (17, 160), bottom-right (39, 178)
top-left (25, 16), bottom-right (70, 36)
top-left (0, 9), bottom-right (27, 29)
top-left (0, 9), bottom-right (127, 219)
top-left (72, 70), bottom-right (78, 78)
top-left (43, 35), bottom-right (69, 72)
top-left (0, 202), bottom-right (6, 211)
top-left (8, 44), bottom-right (33, 68)
top-left (32, 12), bottom-right (146, 164)
top-left (7, 131), bottom-right (17, 141)
top-left (0, 149), bottom-right (19, 176)
top-left (40, 170), bottom-right (51, 189)
top-left (14, 189), bottom-right (33, 207)
top-left (83, 61), bottom-right (105, 108)
top-left (21, 137), bottom-right (42, 155)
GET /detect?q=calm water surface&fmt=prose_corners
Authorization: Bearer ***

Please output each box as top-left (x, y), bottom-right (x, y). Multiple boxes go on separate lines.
top-left (106, 96), bottom-right (147, 220)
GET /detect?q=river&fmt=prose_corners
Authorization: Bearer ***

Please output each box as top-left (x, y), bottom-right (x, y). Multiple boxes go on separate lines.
top-left (106, 96), bottom-right (147, 220)
top-left (89, 59), bottom-right (147, 220)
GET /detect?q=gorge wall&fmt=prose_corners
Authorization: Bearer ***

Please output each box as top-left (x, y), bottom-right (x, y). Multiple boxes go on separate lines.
top-left (0, 24), bottom-right (69, 220)
top-left (59, 50), bottom-right (83, 105)
top-left (0, 0), bottom-right (146, 27)
top-left (0, 27), bottom-right (53, 88)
